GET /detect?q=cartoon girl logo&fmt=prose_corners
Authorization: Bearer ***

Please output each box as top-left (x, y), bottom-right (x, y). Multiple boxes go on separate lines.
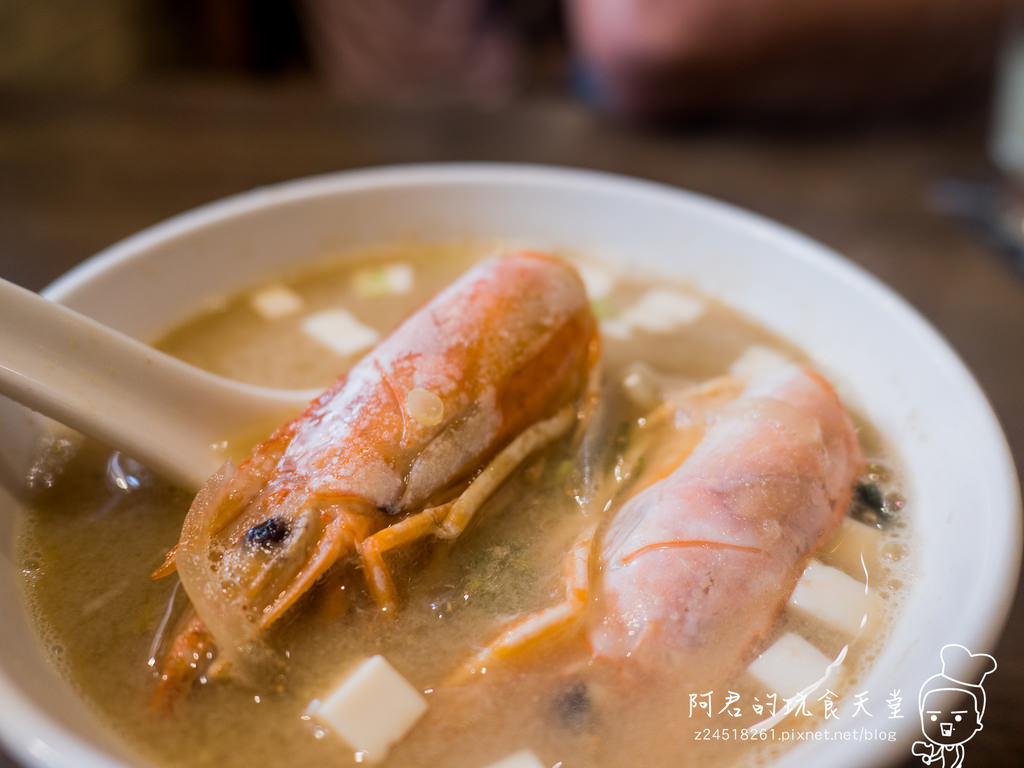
top-left (911, 644), bottom-right (997, 767)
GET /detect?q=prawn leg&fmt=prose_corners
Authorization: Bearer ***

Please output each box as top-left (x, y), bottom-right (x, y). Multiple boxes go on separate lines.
top-left (360, 405), bottom-right (578, 610)
top-left (149, 609), bottom-right (215, 711)
top-left (359, 504), bottom-right (450, 611)
top-left (451, 531), bottom-right (593, 683)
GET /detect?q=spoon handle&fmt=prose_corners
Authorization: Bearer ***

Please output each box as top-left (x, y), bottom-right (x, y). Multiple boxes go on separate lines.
top-left (0, 278), bottom-right (311, 489)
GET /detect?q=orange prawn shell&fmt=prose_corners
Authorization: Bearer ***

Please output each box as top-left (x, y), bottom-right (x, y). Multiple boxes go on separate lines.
top-left (240, 250), bottom-right (598, 517)
top-left (588, 366), bottom-right (864, 682)
top-left (164, 252), bottom-right (599, 661)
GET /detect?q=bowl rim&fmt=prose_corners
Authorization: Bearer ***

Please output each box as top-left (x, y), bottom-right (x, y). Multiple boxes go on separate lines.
top-left (2, 162), bottom-right (1020, 768)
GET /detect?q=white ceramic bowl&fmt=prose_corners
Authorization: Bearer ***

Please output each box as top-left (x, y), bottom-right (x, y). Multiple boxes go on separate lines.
top-left (0, 164), bottom-right (1019, 768)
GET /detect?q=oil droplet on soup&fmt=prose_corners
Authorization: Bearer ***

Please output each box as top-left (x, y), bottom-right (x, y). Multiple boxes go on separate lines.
top-left (15, 242), bottom-right (913, 768)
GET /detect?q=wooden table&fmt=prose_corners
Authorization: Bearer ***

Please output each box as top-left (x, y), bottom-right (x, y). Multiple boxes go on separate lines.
top-left (1, 82), bottom-right (1021, 766)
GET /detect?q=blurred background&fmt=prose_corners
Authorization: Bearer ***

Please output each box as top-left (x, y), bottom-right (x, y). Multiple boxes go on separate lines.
top-left (0, 0), bottom-right (1010, 113)
top-left (0, 0), bottom-right (1022, 765)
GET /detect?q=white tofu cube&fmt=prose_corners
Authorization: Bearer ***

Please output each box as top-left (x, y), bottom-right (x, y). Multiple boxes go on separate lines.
top-left (729, 345), bottom-right (792, 380)
top-left (600, 318), bottom-right (632, 340)
top-left (302, 308), bottom-right (379, 357)
top-left (249, 284), bottom-right (304, 318)
top-left (484, 750), bottom-right (546, 768)
top-left (602, 289), bottom-right (706, 339)
top-left (386, 264), bottom-right (414, 294)
top-left (313, 655), bottom-right (427, 764)
top-left (353, 263), bottom-right (414, 297)
top-left (819, 516), bottom-right (882, 581)
top-left (623, 289), bottom-right (706, 333)
top-left (789, 560), bottom-right (877, 636)
top-left (576, 262), bottom-right (616, 300)
top-left (747, 633), bottom-right (834, 698)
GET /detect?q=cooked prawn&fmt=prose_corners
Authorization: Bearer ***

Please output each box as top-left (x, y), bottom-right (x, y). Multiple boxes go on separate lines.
top-left (150, 251), bottom-right (600, 704)
top-left (456, 364), bottom-right (863, 685)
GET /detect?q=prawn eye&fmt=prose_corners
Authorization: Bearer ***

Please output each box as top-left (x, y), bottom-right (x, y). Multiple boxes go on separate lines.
top-left (245, 517), bottom-right (290, 551)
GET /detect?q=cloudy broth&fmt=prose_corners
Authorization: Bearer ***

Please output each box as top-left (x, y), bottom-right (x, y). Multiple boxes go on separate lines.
top-left (17, 243), bottom-right (912, 768)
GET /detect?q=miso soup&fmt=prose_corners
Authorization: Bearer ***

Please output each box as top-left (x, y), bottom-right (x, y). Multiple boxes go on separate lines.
top-left (16, 243), bottom-right (912, 768)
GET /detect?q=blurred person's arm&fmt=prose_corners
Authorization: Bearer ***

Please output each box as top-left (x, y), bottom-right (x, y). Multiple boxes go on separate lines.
top-left (567, 0), bottom-right (1009, 118)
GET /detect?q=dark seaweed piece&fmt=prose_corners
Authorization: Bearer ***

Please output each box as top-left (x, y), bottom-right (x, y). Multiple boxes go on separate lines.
top-left (850, 481), bottom-right (898, 527)
top-left (856, 482), bottom-right (885, 513)
top-left (553, 681), bottom-right (592, 730)
top-left (244, 517), bottom-right (290, 551)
